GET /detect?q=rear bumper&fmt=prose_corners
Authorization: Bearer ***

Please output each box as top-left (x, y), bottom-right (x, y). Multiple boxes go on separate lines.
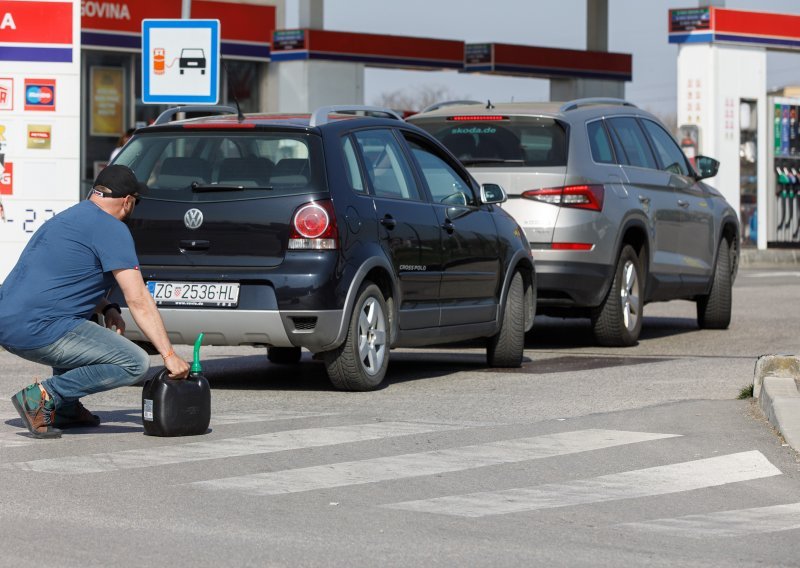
top-left (534, 257), bottom-right (613, 309)
top-left (121, 307), bottom-right (344, 351)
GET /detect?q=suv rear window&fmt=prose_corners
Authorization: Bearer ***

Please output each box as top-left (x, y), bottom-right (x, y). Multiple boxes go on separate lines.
top-left (114, 131), bottom-right (326, 201)
top-left (413, 116), bottom-right (567, 167)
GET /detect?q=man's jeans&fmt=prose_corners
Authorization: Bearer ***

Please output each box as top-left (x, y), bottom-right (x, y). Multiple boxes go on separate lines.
top-left (5, 320), bottom-right (150, 409)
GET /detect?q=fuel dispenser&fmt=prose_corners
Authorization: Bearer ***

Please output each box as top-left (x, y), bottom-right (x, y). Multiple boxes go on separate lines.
top-left (767, 97), bottom-right (800, 246)
top-left (679, 124), bottom-right (700, 168)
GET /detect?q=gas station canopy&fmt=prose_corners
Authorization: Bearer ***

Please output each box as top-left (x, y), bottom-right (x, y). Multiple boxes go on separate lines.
top-left (464, 43), bottom-right (632, 81)
top-left (269, 29), bottom-right (632, 81)
top-left (270, 29), bottom-right (465, 71)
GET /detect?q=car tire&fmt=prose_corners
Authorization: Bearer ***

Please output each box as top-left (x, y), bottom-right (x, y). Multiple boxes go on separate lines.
top-left (696, 237), bottom-right (732, 329)
top-left (592, 245), bottom-right (643, 347)
top-left (324, 282), bottom-right (389, 391)
top-left (267, 346), bottom-right (302, 364)
top-left (487, 271), bottom-right (525, 367)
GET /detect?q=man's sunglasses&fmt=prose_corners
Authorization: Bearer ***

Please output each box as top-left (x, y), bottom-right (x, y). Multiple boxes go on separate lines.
top-left (92, 189), bottom-right (140, 205)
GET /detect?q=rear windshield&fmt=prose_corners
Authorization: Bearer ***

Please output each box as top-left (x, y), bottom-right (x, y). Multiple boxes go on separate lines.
top-left (413, 116), bottom-right (567, 167)
top-left (113, 130), bottom-right (326, 202)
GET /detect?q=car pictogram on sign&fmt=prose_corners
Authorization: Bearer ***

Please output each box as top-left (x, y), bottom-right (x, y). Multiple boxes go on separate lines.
top-left (179, 48), bottom-right (206, 75)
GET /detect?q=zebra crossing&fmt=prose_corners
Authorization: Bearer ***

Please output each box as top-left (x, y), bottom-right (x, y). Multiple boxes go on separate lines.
top-left (2, 407), bottom-right (799, 537)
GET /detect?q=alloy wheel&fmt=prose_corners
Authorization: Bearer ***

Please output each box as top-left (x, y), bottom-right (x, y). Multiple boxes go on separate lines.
top-left (621, 259), bottom-right (640, 332)
top-left (358, 296), bottom-right (387, 375)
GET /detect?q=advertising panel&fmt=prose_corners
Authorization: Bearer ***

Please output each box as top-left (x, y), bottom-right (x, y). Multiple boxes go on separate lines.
top-left (0, 0), bottom-right (80, 282)
top-left (90, 66), bottom-right (124, 136)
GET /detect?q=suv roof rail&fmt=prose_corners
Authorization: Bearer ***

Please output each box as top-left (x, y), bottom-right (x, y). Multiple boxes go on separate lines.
top-left (153, 105), bottom-right (237, 125)
top-left (418, 100), bottom-right (483, 114)
top-left (559, 98), bottom-right (637, 113)
top-left (309, 105), bottom-right (403, 127)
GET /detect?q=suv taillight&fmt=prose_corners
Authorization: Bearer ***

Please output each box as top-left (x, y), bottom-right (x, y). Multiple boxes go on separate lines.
top-left (289, 200), bottom-right (338, 250)
top-left (521, 184), bottom-right (605, 212)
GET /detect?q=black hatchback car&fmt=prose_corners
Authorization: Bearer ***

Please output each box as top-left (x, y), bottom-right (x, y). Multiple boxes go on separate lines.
top-left (109, 105), bottom-right (535, 390)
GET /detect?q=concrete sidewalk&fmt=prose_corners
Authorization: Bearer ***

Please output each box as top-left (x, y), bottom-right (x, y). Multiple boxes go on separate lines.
top-left (753, 355), bottom-right (800, 452)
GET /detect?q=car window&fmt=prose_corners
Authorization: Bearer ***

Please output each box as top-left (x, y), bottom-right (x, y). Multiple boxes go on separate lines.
top-left (341, 135), bottom-right (365, 193)
top-left (607, 117), bottom-right (657, 170)
top-left (353, 129), bottom-right (421, 201)
top-left (586, 120), bottom-right (615, 164)
top-left (405, 137), bottom-right (476, 206)
top-left (412, 116), bottom-right (567, 167)
top-left (641, 119), bottom-right (691, 176)
top-left (114, 131), bottom-right (325, 201)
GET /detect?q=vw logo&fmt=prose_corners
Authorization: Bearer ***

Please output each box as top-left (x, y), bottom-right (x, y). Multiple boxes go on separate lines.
top-left (184, 208), bottom-right (204, 230)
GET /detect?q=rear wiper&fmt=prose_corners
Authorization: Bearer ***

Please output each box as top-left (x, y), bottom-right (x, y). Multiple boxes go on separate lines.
top-left (191, 182), bottom-right (273, 192)
top-left (459, 158), bottom-right (525, 165)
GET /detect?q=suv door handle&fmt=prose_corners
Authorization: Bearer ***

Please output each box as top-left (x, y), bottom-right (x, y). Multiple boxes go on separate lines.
top-left (677, 199), bottom-right (689, 208)
top-left (179, 239), bottom-right (210, 250)
top-left (379, 216), bottom-right (396, 230)
top-left (441, 219), bottom-right (455, 234)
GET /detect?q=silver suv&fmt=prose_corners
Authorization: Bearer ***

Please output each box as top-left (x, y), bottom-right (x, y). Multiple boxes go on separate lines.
top-left (408, 98), bottom-right (739, 346)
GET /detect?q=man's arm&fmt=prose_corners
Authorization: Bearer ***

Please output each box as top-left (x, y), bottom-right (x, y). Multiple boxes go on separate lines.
top-left (113, 268), bottom-right (190, 379)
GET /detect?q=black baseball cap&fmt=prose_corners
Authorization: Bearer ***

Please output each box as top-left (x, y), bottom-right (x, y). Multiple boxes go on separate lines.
top-left (93, 165), bottom-right (148, 198)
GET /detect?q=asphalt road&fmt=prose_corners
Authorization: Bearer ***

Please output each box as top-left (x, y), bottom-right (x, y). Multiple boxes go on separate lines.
top-left (1, 268), bottom-right (799, 567)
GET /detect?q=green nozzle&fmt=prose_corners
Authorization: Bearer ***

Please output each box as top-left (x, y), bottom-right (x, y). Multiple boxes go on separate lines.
top-left (191, 333), bottom-right (204, 375)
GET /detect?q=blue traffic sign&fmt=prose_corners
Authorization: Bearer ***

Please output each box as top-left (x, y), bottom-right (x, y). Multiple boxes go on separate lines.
top-left (142, 19), bottom-right (220, 105)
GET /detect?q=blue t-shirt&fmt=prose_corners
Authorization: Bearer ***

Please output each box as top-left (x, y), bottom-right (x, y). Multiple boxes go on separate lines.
top-left (0, 200), bottom-right (140, 350)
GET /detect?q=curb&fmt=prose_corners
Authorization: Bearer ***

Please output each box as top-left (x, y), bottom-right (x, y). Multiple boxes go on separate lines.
top-left (740, 249), bottom-right (800, 268)
top-left (754, 354), bottom-right (800, 451)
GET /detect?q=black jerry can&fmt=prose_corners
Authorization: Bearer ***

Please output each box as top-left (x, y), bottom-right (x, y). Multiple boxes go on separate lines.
top-left (142, 368), bottom-right (211, 437)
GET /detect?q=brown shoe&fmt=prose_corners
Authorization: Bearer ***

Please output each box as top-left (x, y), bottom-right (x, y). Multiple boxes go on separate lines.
top-left (52, 400), bottom-right (101, 429)
top-left (10, 384), bottom-right (62, 439)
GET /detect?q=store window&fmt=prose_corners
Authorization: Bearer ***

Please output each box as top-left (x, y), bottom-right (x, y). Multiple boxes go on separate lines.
top-left (81, 51), bottom-right (135, 191)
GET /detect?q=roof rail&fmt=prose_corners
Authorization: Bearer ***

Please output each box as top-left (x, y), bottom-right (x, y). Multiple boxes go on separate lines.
top-left (309, 105), bottom-right (403, 127)
top-left (559, 98), bottom-right (637, 113)
top-left (153, 105), bottom-right (237, 125)
top-left (418, 100), bottom-right (482, 114)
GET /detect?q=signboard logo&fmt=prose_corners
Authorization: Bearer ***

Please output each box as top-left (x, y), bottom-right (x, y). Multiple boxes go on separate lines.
top-left (80, 2), bottom-right (131, 20)
top-left (24, 79), bottom-right (56, 111)
top-left (0, 78), bottom-right (12, 110)
top-left (184, 208), bottom-right (203, 229)
top-left (0, 161), bottom-right (12, 195)
top-left (27, 124), bottom-right (52, 149)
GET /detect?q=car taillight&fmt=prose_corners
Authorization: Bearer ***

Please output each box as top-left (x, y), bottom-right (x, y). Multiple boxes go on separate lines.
top-left (289, 200), bottom-right (338, 250)
top-left (521, 184), bottom-right (605, 212)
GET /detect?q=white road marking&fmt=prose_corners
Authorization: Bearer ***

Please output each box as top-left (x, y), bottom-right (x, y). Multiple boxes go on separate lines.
top-left (2, 422), bottom-right (457, 474)
top-left (620, 502), bottom-right (800, 537)
top-left (189, 429), bottom-right (678, 496)
top-left (0, 433), bottom-right (34, 448)
top-left (384, 451), bottom-right (781, 517)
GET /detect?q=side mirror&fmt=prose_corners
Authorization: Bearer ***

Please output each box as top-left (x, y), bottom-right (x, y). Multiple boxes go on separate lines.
top-left (480, 183), bottom-right (507, 204)
top-left (694, 155), bottom-right (719, 180)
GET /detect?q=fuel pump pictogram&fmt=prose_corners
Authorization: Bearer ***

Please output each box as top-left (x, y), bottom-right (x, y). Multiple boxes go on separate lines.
top-left (153, 48), bottom-right (166, 75)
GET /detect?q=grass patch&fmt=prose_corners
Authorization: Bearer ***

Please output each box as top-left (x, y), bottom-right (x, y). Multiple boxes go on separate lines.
top-left (738, 384), bottom-right (754, 399)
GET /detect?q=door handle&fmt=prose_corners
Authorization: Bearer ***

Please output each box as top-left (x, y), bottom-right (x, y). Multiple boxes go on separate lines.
top-left (379, 216), bottom-right (396, 230)
top-left (638, 195), bottom-right (650, 205)
top-left (677, 199), bottom-right (689, 208)
top-left (441, 219), bottom-right (455, 234)
top-left (179, 239), bottom-right (210, 251)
